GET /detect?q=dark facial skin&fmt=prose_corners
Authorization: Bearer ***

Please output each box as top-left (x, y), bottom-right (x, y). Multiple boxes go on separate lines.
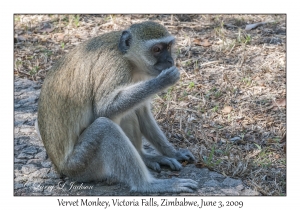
top-left (152, 42), bottom-right (174, 72)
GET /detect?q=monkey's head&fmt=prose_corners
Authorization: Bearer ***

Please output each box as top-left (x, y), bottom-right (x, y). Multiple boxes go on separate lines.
top-left (118, 21), bottom-right (176, 76)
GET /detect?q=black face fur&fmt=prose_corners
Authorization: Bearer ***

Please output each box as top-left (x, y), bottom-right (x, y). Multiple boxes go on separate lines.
top-left (152, 42), bottom-right (174, 72)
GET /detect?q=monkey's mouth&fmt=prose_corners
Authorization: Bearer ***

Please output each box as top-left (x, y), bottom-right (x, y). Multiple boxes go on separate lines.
top-left (154, 64), bottom-right (173, 72)
top-left (151, 67), bottom-right (164, 76)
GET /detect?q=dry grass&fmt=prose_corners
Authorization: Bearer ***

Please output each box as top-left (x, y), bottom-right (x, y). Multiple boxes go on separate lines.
top-left (14, 14), bottom-right (286, 195)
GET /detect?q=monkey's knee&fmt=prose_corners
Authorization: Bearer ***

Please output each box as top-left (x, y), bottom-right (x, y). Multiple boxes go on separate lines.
top-left (61, 117), bottom-right (116, 180)
top-left (87, 117), bottom-right (115, 131)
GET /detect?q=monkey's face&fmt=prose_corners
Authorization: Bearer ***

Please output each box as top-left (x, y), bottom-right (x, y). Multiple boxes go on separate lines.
top-left (151, 41), bottom-right (175, 74)
top-left (121, 37), bottom-right (176, 77)
top-left (136, 36), bottom-right (176, 76)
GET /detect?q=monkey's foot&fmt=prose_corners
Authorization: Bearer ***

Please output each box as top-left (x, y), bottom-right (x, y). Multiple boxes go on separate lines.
top-left (142, 154), bottom-right (182, 172)
top-left (132, 178), bottom-right (198, 193)
top-left (175, 148), bottom-right (195, 162)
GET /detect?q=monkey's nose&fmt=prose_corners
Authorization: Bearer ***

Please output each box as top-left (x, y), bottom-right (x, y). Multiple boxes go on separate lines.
top-left (167, 58), bottom-right (174, 66)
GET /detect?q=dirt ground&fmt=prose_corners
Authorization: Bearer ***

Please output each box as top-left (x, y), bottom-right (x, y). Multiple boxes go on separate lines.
top-left (14, 14), bottom-right (286, 195)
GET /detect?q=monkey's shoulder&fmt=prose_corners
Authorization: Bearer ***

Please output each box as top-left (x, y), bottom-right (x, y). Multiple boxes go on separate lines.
top-left (84, 31), bottom-right (122, 52)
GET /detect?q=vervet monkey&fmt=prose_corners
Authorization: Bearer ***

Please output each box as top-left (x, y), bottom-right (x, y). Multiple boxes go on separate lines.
top-left (37, 21), bottom-right (198, 193)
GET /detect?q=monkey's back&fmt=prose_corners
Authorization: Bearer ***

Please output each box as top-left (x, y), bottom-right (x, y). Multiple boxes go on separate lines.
top-left (38, 31), bottom-right (132, 170)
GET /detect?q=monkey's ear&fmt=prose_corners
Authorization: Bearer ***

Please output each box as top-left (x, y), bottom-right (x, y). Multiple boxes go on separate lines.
top-left (119, 30), bottom-right (132, 54)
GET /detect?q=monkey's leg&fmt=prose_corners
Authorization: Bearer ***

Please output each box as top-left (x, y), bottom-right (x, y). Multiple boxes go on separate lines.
top-left (61, 117), bottom-right (149, 184)
top-left (64, 117), bottom-right (197, 193)
top-left (120, 113), bottom-right (181, 172)
top-left (136, 106), bottom-right (195, 172)
top-left (120, 114), bottom-right (142, 150)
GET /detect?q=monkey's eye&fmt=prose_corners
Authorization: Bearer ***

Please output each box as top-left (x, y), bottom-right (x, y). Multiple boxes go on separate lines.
top-left (152, 45), bottom-right (162, 54)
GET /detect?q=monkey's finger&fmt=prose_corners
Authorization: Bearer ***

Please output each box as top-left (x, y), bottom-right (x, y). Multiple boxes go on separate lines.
top-left (169, 68), bottom-right (180, 78)
top-left (162, 66), bottom-right (179, 78)
top-left (177, 149), bottom-right (196, 162)
top-left (160, 158), bottom-right (182, 171)
top-left (147, 162), bottom-right (161, 173)
top-left (152, 163), bottom-right (161, 173)
top-left (176, 153), bottom-right (190, 161)
top-left (179, 179), bottom-right (198, 187)
top-left (175, 179), bottom-right (198, 191)
top-left (189, 154), bottom-right (196, 161)
top-left (169, 159), bottom-right (182, 171)
top-left (184, 153), bottom-right (196, 162)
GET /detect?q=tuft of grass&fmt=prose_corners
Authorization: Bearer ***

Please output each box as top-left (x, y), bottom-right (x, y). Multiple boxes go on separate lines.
top-left (242, 77), bottom-right (252, 85)
top-left (212, 105), bottom-right (219, 112)
top-left (14, 15), bottom-right (21, 22)
top-left (214, 90), bottom-right (222, 98)
top-left (244, 34), bottom-right (251, 44)
top-left (203, 145), bottom-right (222, 168)
top-left (254, 143), bottom-right (261, 150)
top-left (29, 66), bottom-right (39, 76)
top-left (74, 15), bottom-right (80, 27)
top-left (254, 148), bottom-right (273, 168)
top-left (188, 81), bottom-right (195, 88)
top-left (43, 49), bottom-right (53, 57)
top-left (61, 42), bottom-right (65, 49)
top-left (15, 59), bottom-right (23, 70)
top-left (237, 28), bottom-right (252, 45)
top-left (163, 86), bottom-right (174, 101)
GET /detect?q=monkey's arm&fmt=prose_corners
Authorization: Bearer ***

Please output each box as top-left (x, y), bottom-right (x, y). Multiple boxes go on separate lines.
top-left (95, 66), bottom-right (179, 119)
top-left (136, 105), bottom-right (195, 162)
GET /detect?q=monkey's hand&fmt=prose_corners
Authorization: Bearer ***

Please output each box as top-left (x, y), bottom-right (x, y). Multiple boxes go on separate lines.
top-left (174, 148), bottom-right (195, 163)
top-left (143, 154), bottom-right (183, 173)
top-left (156, 66), bottom-right (180, 87)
